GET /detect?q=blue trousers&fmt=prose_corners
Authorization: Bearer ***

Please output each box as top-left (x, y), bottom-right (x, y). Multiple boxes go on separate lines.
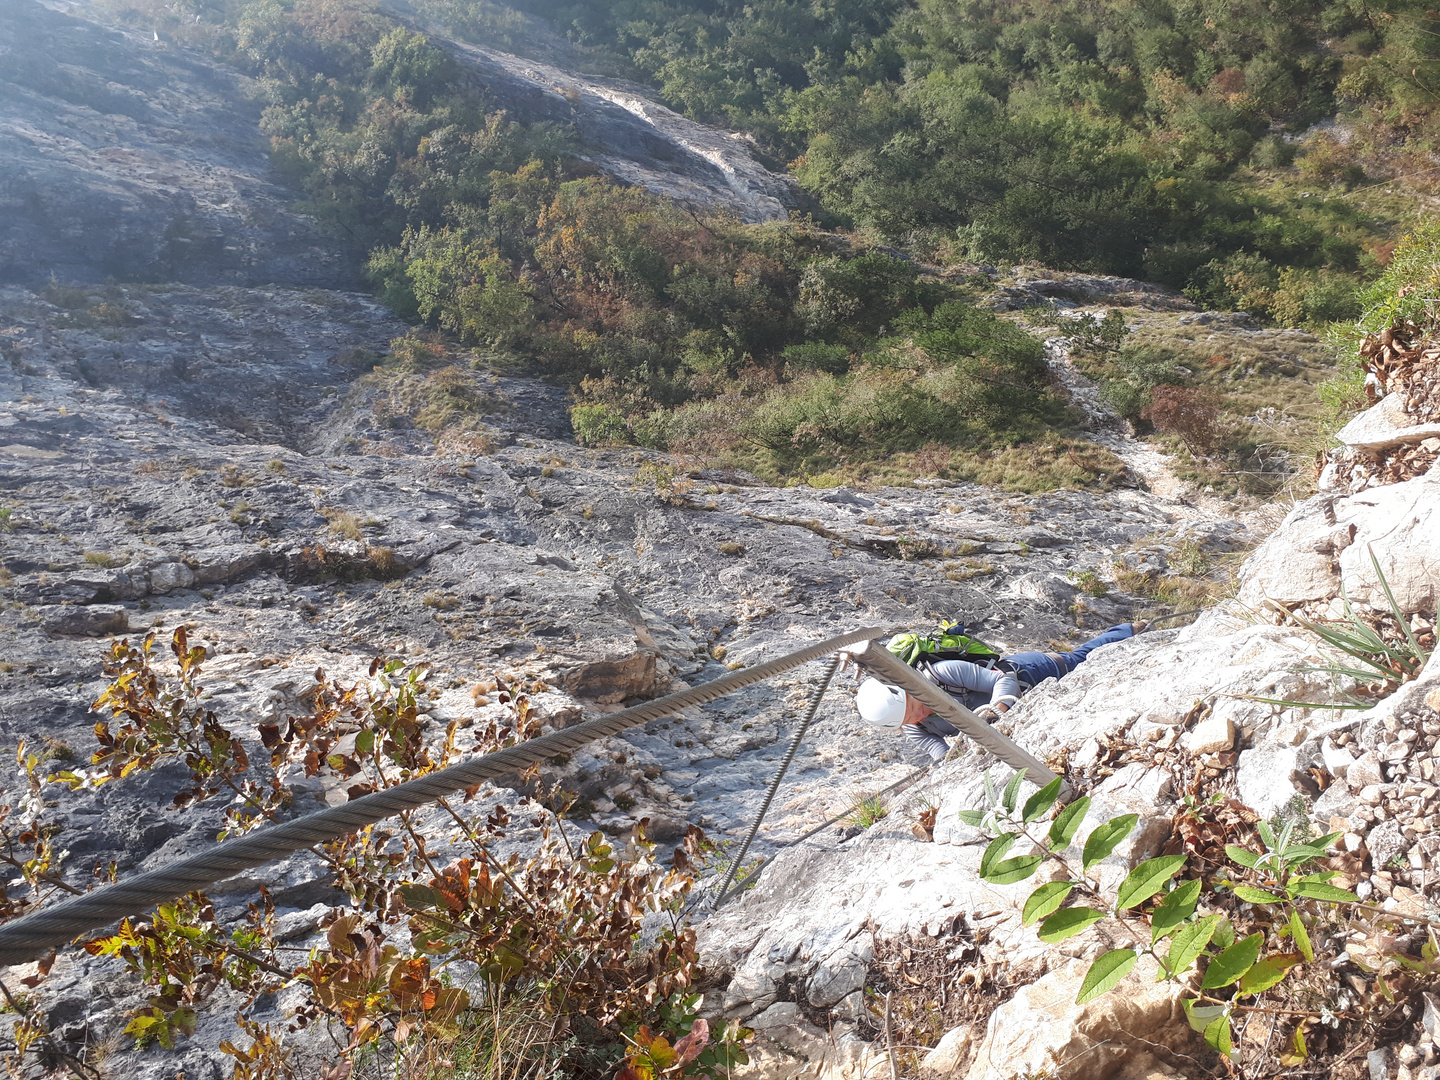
top-left (1003, 623), bottom-right (1136, 689)
top-left (901, 623), bottom-right (1136, 762)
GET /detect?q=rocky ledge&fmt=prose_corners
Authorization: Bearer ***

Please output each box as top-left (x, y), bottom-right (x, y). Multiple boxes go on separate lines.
top-left (699, 377), bottom-right (1440, 1080)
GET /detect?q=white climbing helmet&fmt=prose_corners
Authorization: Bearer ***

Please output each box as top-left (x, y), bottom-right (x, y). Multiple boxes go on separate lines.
top-left (855, 678), bottom-right (906, 728)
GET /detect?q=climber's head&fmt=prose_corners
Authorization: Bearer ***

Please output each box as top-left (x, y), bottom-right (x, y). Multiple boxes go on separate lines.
top-left (855, 678), bottom-right (928, 728)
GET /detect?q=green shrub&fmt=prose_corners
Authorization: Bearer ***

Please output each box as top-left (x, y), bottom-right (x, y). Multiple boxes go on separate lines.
top-left (1355, 223), bottom-right (1440, 334)
top-left (782, 342), bottom-right (852, 374)
top-left (570, 403), bottom-right (631, 446)
top-left (1096, 345), bottom-right (1179, 420)
top-left (1250, 136), bottom-right (1296, 168)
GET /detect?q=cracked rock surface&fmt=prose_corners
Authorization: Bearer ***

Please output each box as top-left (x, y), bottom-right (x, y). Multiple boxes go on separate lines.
top-left (0, 277), bottom-right (1247, 1077)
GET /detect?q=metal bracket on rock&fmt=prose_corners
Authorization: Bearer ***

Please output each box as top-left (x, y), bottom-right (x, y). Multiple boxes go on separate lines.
top-left (852, 639), bottom-right (1069, 798)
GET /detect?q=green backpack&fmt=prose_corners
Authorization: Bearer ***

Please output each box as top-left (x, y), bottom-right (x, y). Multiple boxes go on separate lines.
top-left (886, 620), bottom-right (1003, 668)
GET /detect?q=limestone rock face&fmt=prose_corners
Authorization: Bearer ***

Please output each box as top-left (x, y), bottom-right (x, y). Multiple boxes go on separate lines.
top-left (1334, 472), bottom-right (1440, 615)
top-left (963, 956), bottom-right (1196, 1080)
top-left (0, 1), bottom-right (352, 288)
top-left (921, 1026), bottom-right (974, 1077)
top-left (36, 603), bottom-right (128, 636)
top-left (1337, 392), bottom-right (1440, 451)
top-left (1236, 496), bottom-right (1349, 606)
top-left (1239, 472), bottom-right (1440, 616)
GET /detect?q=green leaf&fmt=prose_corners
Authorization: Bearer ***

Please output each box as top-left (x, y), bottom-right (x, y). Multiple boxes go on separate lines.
top-left (1233, 885), bottom-right (1286, 904)
top-left (1023, 882), bottom-right (1074, 926)
top-left (1116, 855), bottom-right (1187, 911)
top-left (1076, 949), bottom-right (1138, 1003)
top-left (1204, 1014), bottom-right (1234, 1059)
top-left (1048, 796), bottom-right (1091, 850)
top-left (1291, 880), bottom-right (1359, 903)
top-left (1165, 914), bottom-right (1222, 978)
top-left (1184, 999), bottom-right (1226, 1034)
top-left (985, 854), bottom-right (1044, 885)
top-left (1288, 909), bottom-right (1314, 963)
top-left (956, 810), bottom-right (988, 827)
top-left (355, 729), bottom-right (375, 754)
top-left (1201, 932), bottom-right (1265, 989)
top-left (398, 884), bottom-right (441, 909)
top-left (1002, 770), bottom-right (1025, 815)
top-left (1239, 953), bottom-right (1303, 996)
top-left (1037, 907), bottom-right (1107, 943)
top-left (1257, 820), bottom-right (1277, 850)
top-left (1150, 879), bottom-right (1202, 943)
top-left (1212, 918), bottom-right (1236, 950)
top-left (1225, 845), bottom-right (1260, 870)
top-left (1022, 777), bottom-right (1064, 823)
top-left (1082, 814), bottom-right (1138, 871)
top-left (1370, 543), bottom-right (1429, 665)
top-left (979, 833), bottom-right (1018, 878)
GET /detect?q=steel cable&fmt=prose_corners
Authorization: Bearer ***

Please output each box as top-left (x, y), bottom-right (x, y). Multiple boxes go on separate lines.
top-left (0, 626), bottom-right (884, 966)
top-left (712, 653), bottom-right (839, 907)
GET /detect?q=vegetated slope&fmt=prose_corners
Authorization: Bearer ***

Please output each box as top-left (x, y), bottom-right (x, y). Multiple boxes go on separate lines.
top-left (71, 0), bottom-right (1368, 491)
top-left (474, 0), bottom-right (1438, 317)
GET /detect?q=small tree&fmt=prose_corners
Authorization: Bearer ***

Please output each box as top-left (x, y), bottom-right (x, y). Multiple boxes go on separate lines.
top-left (1142, 385), bottom-right (1221, 457)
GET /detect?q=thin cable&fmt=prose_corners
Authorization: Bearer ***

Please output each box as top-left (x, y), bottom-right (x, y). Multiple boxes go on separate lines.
top-left (702, 762), bottom-right (932, 914)
top-left (712, 653), bottom-right (839, 908)
top-left (0, 626), bottom-right (884, 966)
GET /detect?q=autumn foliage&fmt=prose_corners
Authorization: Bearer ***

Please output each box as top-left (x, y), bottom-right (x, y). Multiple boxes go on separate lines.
top-left (1, 630), bottom-right (748, 1079)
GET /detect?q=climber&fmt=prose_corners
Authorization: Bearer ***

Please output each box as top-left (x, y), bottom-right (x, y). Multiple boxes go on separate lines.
top-left (852, 622), bottom-right (1146, 763)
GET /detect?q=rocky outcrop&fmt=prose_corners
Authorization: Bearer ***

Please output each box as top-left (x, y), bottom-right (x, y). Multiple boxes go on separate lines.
top-left (0, 275), bottom-right (1252, 1079)
top-left (964, 956), bottom-right (1195, 1080)
top-left (0, 1), bottom-right (353, 287)
top-left (699, 448), bottom-right (1439, 1077)
top-left (441, 38), bottom-right (807, 224)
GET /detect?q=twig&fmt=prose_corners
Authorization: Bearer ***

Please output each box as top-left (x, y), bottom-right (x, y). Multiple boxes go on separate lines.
top-left (883, 991), bottom-right (898, 1080)
top-left (0, 975), bottom-right (98, 1080)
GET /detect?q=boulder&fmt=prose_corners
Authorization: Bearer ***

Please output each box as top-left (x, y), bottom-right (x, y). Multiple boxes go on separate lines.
top-left (1237, 496), bottom-right (1349, 607)
top-left (147, 560), bottom-right (196, 594)
top-left (1336, 393), bottom-right (1440, 452)
top-left (67, 568), bottom-right (147, 601)
top-left (1368, 820), bottom-right (1407, 871)
top-left (1182, 716), bottom-right (1235, 754)
top-left (192, 545), bottom-right (270, 585)
top-left (922, 1026), bottom-right (974, 1077)
top-left (37, 603), bottom-right (128, 637)
top-left (561, 649), bottom-right (667, 702)
top-left (1335, 472), bottom-right (1440, 615)
top-left (742, 1003), bottom-right (885, 1080)
top-left (963, 955), bottom-right (1197, 1080)
top-left (1235, 746), bottom-right (1301, 818)
top-left (1011, 572), bottom-right (1077, 605)
top-left (1347, 751), bottom-right (1385, 792)
top-left (1320, 738), bottom-right (1357, 779)
top-left (806, 931), bottom-right (874, 1008)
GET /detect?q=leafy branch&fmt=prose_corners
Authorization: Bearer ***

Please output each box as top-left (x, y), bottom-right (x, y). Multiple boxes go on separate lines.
top-left (962, 770), bottom-right (1359, 1061)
